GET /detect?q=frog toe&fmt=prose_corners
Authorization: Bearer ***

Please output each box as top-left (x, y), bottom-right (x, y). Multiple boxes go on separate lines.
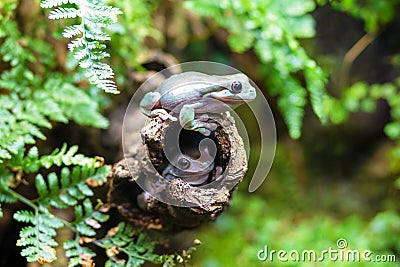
top-left (152, 109), bottom-right (177, 121)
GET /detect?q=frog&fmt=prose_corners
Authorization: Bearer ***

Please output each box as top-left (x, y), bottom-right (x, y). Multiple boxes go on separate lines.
top-left (162, 146), bottom-right (222, 186)
top-left (139, 71), bottom-right (256, 136)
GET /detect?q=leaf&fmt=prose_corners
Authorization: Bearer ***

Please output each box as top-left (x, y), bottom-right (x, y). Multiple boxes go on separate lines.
top-left (40, 0), bottom-right (70, 9)
top-left (35, 174), bottom-right (48, 198)
top-left (63, 25), bottom-right (84, 38)
top-left (42, 0), bottom-right (120, 93)
top-left (288, 15), bottom-right (315, 38)
top-left (49, 7), bottom-right (79, 20)
top-left (384, 122), bottom-right (400, 140)
top-left (63, 239), bottom-right (95, 267)
top-left (305, 62), bottom-right (328, 124)
top-left (14, 210), bottom-right (35, 223)
top-left (16, 206), bottom-right (64, 263)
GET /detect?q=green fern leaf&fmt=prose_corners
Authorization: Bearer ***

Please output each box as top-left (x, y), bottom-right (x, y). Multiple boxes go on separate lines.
top-left (64, 239), bottom-right (96, 267)
top-left (48, 7), bottom-right (78, 20)
top-left (68, 38), bottom-right (85, 51)
top-left (277, 79), bottom-right (307, 139)
top-left (35, 174), bottom-right (48, 198)
top-left (16, 206), bottom-right (64, 263)
top-left (63, 25), bottom-right (84, 39)
top-left (34, 165), bottom-right (108, 209)
top-left (96, 222), bottom-right (170, 266)
top-left (14, 210), bottom-right (36, 224)
top-left (41, 0), bottom-right (121, 93)
top-left (71, 199), bottom-right (108, 237)
top-left (40, 0), bottom-right (70, 9)
top-left (40, 144), bottom-right (96, 169)
top-left (73, 48), bottom-right (89, 60)
top-left (305, 62), bottom-right (328, 124)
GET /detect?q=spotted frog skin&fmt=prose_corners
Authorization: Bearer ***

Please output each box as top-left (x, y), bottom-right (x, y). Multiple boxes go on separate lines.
top-left (139, 71), bottom-right (256, 136)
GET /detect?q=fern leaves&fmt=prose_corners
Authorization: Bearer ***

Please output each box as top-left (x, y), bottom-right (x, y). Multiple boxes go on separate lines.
top-left (185, 0), bottom-right (328, 138)
top-left (34, 165), bottom-right (109, 209)
top-left (64, 238), bottom-right (96, 267)
top-left (96, 223), bottom-right (175, 267)
top-left (41, 0), bottom-right (122, 94)
top-left (9, 147), bottom-right (110, 264)
top-left (15, 208), bottom-right (63, 263)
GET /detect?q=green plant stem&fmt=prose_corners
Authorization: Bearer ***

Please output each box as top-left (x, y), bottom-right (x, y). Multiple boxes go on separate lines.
top-left (10, 189), bottom-right (75, 230)
top-left (10, 190), bottom-right (38, 211)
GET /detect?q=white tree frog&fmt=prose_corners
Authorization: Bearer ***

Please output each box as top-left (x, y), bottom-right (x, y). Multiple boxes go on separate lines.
top-left (139, 71), bottom-right (256, 135)
top-left (162, 146), bottom-right (222, 186)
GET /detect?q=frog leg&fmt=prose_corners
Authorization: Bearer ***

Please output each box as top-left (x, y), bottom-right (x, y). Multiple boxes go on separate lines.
top-left (212, 166), bottom-right (224, 182)
top-left (162, 164), bottom-right (174, 177)
top-left (179, 103), bottom-right (218, 136)
top-left (139, 92), bottom-right (177, 121)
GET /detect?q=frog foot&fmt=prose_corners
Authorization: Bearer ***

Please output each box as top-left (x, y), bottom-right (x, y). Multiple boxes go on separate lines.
top-left (186, 120), bottom-right (218, 136)
top-left (213, 166), bottom-right (224, 182)
top-left (151, 109), bottom-right (178, 121)
top-left (192, 116), bottom-right (218, 135)
top-left (180, 114), bottom-right (216, 135)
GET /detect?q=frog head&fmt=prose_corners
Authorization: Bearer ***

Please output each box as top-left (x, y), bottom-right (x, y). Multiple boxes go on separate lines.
top-left (204, 73), bottom-right (257, 105)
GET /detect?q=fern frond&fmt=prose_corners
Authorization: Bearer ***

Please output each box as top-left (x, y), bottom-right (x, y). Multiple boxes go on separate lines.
top-left (96, 222), bottom-right (171, 266)
top-left (34, 165), bottom-right (110, 209)
top-left (276, 78), bottom-right (307, 139)
top-left (0, 65), bottom-right (108, 162)
top-left (72, 199), bottom-right (108, 236)
top-left (64, 239), bottom-right (96, 267)
top-left (40, 0), bottom-right (71, 9)
top-left (14, 210), bottom-right (36, 223)
top-left (73, 48), bottom-right (89, 60)
top-left (68, 38), bottom-right (85, 51)
top-left (85, 31), bottom-right (110, 41)
top-left (0, 168), bottom-right (18, 203)
top-left (49, 7), bottom-right (79, 20)
top-left (39, 144), bottom-right (97, 168)
top-left (41, 0), bottom-right (121, 93)
top-left (62, 25), bottom-right (84, 38)
top-left (184, 0), bottom-right (328, 138)
top-left (6, 143), bottom-right (99, 175)
top-left (305, 63), bottom-right (328, 124)
top-left (15, 206), bottom-right (64, 263)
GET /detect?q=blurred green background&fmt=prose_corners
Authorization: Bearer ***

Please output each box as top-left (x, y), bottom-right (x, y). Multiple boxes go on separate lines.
top-left (1, 0), bottom-right (400, 266)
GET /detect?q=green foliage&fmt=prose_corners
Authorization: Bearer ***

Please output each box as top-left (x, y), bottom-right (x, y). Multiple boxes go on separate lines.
top-left (185, 0), bottom-right (328, 138)
top-left (324, 79), bottom-right (400, 173)
top-left (1, 3), bottom-right (194, 266)
top-left (193, 194), bottom-right (399, 267)
top-left (328, 0), bottom-right (400, 33)
top-left (108, 0), bottom-right (163, 83)
top-left (95, 222), bottom-right (178, 267)
top-left (4, 144), bottom-right (110, 264)
top-left (15, 207), bottom-right (64, 263)
top-left (0, 4), bottom-right (108, 163)
top-left (2, 0), bottom-right (399, 266)
top-left (64, 238), bottom-right (96, 267)
top-left (41, 0), bottom-right (122, 93)
top-left (72, 199), bottom-right (109, 236)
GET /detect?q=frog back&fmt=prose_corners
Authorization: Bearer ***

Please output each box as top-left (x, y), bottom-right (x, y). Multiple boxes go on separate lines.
top-left (157, 72), bottom-right (213, 111)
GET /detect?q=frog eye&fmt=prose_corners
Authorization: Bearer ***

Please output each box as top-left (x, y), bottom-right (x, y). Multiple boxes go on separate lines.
top-left (230, 81), bottom-right (242, 94)
top-left (177, 157), bottom-right (190, 170)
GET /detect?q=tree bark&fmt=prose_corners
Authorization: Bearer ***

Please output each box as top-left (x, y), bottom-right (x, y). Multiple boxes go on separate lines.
top-left (107, 114), bottom-right (248, 232)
